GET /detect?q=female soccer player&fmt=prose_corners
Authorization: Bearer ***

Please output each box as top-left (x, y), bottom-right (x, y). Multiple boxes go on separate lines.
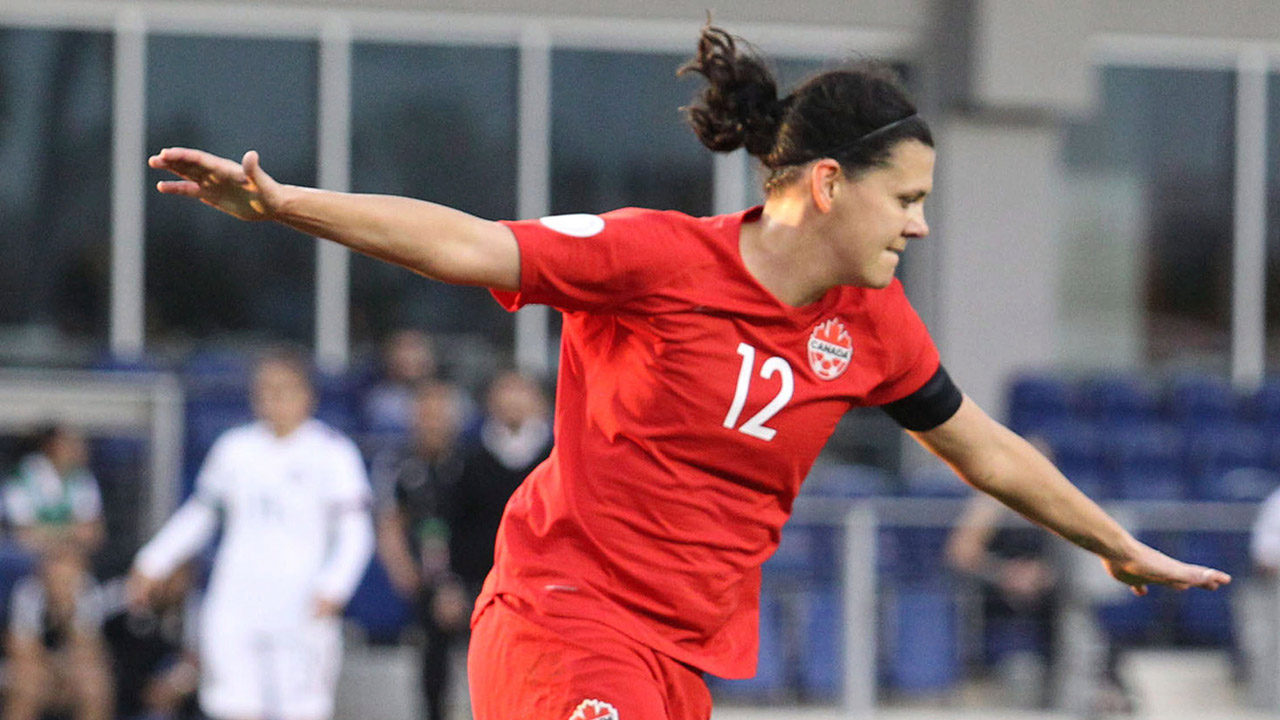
top-left (147, 24), bottom-right (1229, 720)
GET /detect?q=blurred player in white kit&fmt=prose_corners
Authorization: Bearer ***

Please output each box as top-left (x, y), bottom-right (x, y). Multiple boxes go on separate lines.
top-left (127, 349), bottom-right (375, 720)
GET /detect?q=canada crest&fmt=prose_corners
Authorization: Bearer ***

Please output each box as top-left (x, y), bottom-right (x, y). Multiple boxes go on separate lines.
top-left (808, 318), bottom-right (853, 380)
top-left (569, 698), bottom-right (619, 720)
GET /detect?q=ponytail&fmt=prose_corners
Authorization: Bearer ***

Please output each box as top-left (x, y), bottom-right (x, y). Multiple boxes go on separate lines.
top-left (680, 24), bottom-right (932, 191)
top-left (678, 26), bottom-right (784, 160)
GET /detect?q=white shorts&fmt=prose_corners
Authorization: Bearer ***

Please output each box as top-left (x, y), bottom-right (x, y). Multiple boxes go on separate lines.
top-left (199, 615), bottom-right (342, 720)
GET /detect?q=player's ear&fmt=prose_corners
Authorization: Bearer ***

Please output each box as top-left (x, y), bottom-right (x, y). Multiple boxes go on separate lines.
top-left (809, 158), bottom-right (842, 214)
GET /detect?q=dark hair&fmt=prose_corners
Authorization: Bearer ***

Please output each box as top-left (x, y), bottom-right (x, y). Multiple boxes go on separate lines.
top-left (254, 345), bottom-right (314, 389)
top-left (679, 25), bottom-right (932, 191)
top-left (25, 423), bottom-right (67, 457)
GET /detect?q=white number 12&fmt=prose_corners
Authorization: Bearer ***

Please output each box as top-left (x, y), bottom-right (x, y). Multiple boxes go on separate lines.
top-left (722, 342), bottom-right (794, 441)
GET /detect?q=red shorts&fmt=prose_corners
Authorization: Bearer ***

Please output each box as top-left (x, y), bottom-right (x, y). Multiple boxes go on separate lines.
top-left (468, 594), bottom-right (713, 720)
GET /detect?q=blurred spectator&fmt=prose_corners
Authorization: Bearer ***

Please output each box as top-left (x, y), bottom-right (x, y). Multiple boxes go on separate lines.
top-left (101, 561), bottom-right (202, 720)
top-left (946, 492), bottom-right (1060, 708)
top-left (371, 380), bottom-right (469, 720)
top-left (4, 546), bottom-right (114, 720)
top-left (3, 423), bottom-right (105, 560)
top-left (363, 329), bottom-right (438, 433)
top-left (449, 370), bottom-right (552, 593)
top-left (1251, 484), bottom-right (1280, 573)
top-left (128, 348), bottom-right (375, 720)
top-left (1244, 488), bottom-right (1280, 707)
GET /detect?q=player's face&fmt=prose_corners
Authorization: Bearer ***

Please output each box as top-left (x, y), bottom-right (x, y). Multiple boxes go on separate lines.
top-left (46, 428), bottom-right (88, 472)
top-left (413, 386), bottom-right (460, 454)
top-left (252, 361), bottom-right (314, 436)
top-left (488, 374), bottom-right (545, 431)
top-left (830, 139), bottom-right (934, 288)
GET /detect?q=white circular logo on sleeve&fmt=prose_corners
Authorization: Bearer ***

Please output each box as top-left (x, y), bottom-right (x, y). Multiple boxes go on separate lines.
top-left (539, 213), bottom-right (606, 238)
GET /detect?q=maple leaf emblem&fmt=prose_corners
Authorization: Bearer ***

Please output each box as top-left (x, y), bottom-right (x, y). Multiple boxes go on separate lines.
top-left (568, 698), bottom-right (619, 720)
top-left (807, 318), bottom-right (853, 380)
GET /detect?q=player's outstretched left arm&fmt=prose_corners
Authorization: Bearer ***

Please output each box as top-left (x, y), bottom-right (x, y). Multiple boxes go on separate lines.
top-left (149, 147), bottom-right (520, 291)
top-left (912, 396), bottom-right (1231, 597)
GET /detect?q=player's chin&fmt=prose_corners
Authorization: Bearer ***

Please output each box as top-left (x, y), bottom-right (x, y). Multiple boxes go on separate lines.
top-left (867, 265), bottom-right (898, 289)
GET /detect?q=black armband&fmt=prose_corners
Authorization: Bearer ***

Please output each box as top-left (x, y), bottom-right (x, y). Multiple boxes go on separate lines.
top-left (880, 364), bottom-right (963, 432)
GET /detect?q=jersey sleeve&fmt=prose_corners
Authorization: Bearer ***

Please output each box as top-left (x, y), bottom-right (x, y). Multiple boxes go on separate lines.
top-left (864, 280), bottom-right (944, 407)
top-left (314, 436), bottom-right (375, 604)
top-left (3, 479), bottom-right (36, 528)
top-left (191, 434), bottom-right (233, 506)
top-left (329, 437), bottom-right (373, 510)
top-left (8, 576), bottom-right (43, 641)
top-left (1252, 490), bottom-right (1280, 569)
top-left (491, 209), bottom-right (692, 313)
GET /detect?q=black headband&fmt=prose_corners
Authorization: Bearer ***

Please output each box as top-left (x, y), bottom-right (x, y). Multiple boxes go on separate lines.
top-left (829, 113), bottom-right (920, 158)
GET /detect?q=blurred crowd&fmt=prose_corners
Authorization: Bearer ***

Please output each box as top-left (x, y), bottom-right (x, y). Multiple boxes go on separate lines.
top-left (0, 329), bottom-right (552, 720)
top-left (7, 331), bottom-right (1280, 719)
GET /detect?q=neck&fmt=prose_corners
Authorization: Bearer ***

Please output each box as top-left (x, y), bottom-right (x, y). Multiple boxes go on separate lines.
top-left (740, 198), bottom-right (837, 307)
top-left (268, 418), bottom-right (306, 438)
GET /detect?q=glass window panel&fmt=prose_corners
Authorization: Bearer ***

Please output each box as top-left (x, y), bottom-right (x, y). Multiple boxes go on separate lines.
top-left (551, 50), bottom-right (713, 216)
top-left (349, 43), bottom-right (518, 365)
top-left (146, 36), bottom-right (318, 357)
top-left (0, 29), bottom-right (113, 364)
top-left (1266, 74), bottom-right (1280, 370)
top-left (1061, 68), bottom-right (1235, 370)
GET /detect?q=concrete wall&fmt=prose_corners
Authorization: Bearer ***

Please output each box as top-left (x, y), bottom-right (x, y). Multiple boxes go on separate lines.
top-left (135, 0), bottom-right (928, 29)
top-left (931, 118), bottom-right (1063, 419)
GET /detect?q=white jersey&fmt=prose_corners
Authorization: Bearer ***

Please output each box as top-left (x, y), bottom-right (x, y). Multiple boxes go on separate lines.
top-left (136, 419), bottom-right (374, 630)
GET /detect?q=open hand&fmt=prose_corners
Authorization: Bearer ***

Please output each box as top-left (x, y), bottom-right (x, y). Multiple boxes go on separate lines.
top-left (148, 147), bottom-right (283, 221)
top-left (1102, 541), bottom-right (1231, 596)
top-left (125, 568), bottom-right (161, 611)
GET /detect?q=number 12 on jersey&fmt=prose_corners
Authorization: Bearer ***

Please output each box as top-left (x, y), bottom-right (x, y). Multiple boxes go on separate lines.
top-left (723, 343), bottom-right (795, 441)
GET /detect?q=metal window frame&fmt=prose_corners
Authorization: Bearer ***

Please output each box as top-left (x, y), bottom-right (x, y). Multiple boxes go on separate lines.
top-left (1093, 34), bottom-right (1280, 387)
top-left (0, 0), bottom-right (910, 373)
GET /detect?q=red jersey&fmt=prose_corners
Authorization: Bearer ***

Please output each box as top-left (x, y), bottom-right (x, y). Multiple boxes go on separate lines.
top-left (481, 206), bottom-right (940, 679)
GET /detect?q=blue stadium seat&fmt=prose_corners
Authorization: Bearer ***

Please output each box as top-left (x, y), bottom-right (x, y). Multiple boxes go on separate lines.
top-left (315, 369), bottom-right (361, 434)
top-left (1244, 378), bottom-right (1280, 428)
top-left (1174, 532), bottom-right (1248, 646)
top-left (885, 583), bottom-right (958, 694)
top-left (881, 527), bottom-right (952, 584)
top-left (1184, 424), bottom-right (1269, 500)
top-left (1079, 374), bottom-right (1159, 426)
top-left (343, 556), bottom-right (412, 644)
top-left (182, 347), bottom-right (253, 381)
top-left (1207, 467), bottom-right (1280, 502)
top-left (1008, 373), bottom-right (1073, 433)
top-left (1165, 372), bottom-right (1236, 427)
top-left (1030, 419), bottom-right (1111, 498)
top-left (1105, 422), bottom-right (1187, 500)
top-left (798, 585), bottom-right (843, 700)
top-left (803, 463), bottom-right (891, 498)
top-left (765, 523), bottom-right (834, 582)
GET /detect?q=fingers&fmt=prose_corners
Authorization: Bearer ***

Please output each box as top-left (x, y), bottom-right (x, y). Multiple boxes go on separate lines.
top-left (149, 147), bottom-right (246, 185)
top-left (156, 180), bottom-right (202, 197)
top-left (1193, 566), bottom-right (1232, 591)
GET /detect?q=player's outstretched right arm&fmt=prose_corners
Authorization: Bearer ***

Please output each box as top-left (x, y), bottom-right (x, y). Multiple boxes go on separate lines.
top-left (148, 147), bottom-right (520, 291)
